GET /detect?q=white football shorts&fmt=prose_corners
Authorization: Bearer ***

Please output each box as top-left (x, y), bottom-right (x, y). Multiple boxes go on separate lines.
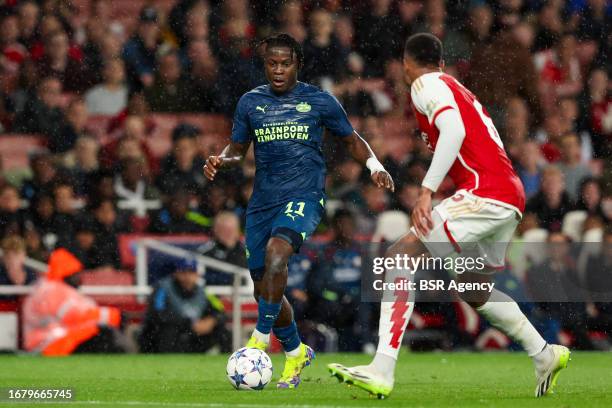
top-left (412, 190), bottom-right (520, 273)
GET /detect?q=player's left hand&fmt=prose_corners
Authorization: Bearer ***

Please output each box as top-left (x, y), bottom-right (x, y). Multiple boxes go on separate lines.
top-left (412, 189), bottom-right (434, 236)
top-left (371, 171), bottom-right (394, 192)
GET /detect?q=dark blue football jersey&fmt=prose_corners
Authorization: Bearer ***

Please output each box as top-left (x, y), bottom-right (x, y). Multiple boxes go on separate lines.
top-left (231, 82), bottom-right (354, 213)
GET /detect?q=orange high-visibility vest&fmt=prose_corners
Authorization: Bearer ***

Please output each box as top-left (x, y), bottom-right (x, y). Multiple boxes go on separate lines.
top-left (22, 279), bottom-right (121, 356)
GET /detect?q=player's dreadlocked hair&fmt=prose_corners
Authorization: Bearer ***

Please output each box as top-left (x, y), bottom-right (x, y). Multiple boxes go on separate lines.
top-left (257, 33), bottom-right (304, 69)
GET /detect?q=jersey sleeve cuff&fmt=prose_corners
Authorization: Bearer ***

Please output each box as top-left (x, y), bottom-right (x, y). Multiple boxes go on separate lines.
top-left (421, 179), bottom-right (439, 193)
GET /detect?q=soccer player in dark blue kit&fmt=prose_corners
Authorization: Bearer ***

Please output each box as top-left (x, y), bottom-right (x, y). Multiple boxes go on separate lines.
top-left (204, 34), bottom-right (394, 388)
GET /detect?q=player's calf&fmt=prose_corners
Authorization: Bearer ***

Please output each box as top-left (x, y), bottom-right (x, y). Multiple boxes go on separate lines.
top-left (248, 238), bottom-right (294, 346)
top-left (456, 271), bottom-right (494, 308)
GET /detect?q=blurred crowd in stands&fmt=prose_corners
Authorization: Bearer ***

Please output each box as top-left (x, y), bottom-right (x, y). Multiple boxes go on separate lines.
top-left (0, 0), bottom-right (611, 353)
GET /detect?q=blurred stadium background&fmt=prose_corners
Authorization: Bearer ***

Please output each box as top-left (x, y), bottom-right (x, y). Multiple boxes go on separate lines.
top-left (0, 0), bottom-right (610, 357)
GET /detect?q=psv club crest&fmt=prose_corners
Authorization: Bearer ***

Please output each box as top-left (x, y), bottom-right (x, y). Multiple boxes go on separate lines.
top-left (296, 102), bottom-right (311, 113)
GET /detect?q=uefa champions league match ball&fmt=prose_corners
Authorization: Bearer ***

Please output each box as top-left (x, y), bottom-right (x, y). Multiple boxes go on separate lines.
top-left (226, 347), bottom-right (273, 390)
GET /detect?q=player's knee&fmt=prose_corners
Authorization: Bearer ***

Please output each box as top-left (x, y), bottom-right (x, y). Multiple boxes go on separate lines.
top-left (457, 272), bottom-right (492, 307)
top-left (463, 298), bottom-right (488, 309)
top-left (385, 232), bottom-right (422, 258)
top-left (458, 287), bottom-right (491, 308)
top-left (264, 239), bottom-right (292, 275)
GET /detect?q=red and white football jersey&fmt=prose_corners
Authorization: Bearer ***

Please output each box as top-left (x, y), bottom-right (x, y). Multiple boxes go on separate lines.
top-left (411, 72), bottom-right (525, 214)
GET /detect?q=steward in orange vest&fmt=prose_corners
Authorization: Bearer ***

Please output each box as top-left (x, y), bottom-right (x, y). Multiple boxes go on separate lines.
top-left (22, 249), bottom-right (122, 355)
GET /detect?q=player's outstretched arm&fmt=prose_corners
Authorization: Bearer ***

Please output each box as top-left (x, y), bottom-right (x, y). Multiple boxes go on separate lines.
top-left (203, 141), bottom-right (250, 181)
top-left (343, 131), bottom-right (394, 192)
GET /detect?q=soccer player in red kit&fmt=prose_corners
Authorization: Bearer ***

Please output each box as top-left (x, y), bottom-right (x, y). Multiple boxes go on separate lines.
top-left (329, 33), bottom-right (570, 399)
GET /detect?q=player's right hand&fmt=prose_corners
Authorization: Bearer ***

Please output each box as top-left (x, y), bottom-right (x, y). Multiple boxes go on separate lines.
top-left (411, 189), bottom-right (434, 237)
top-left (204, 156), bottom-right (224, 181)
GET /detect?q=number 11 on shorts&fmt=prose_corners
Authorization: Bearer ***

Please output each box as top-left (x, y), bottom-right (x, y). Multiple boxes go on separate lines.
top-left (285, 201), bottom-right (305, 220)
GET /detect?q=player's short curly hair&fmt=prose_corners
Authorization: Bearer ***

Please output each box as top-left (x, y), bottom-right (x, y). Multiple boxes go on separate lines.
top-left (404, 32), bottom-right (443, 67)
top-left (258, 33), bottom-right (304, 69)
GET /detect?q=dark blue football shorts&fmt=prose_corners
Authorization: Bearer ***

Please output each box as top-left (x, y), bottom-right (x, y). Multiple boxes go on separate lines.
top-left (245, 198), bottom-right (324, 281)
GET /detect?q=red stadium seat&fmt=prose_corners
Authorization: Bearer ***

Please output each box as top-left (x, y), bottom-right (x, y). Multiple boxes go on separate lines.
top-left (80, 268), bottom-right (136, 305)
top-left (0, 134), bottom-right (46, 170)
top-left (179, 114), bottom-right (232, 136)
top-left (146, 114), bottom-right (180, 157)
top-left (86, 115), bottom-right (114, 143)
top-left (146, 114), bottom-right (232, 158)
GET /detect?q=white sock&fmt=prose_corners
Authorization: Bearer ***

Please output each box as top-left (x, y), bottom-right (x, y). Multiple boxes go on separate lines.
top-left (371, 352), bottom-right (396, 382)
top-left (285, 344), bottom-right (301, 357)
top-left (252, 328), bottom-right (270, 345)
top-left (374, 267), bottom-right (415, 374)
top-left (476, 289), bottom-right (546, 357)
top-left (532, 344), bottom-right (553, 373)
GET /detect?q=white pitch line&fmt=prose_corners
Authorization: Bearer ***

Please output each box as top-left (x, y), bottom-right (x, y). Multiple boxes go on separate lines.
top-left (0, 400), bottom-right (375, 408)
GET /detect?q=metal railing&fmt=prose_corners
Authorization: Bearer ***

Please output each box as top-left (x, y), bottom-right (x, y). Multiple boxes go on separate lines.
top-left (134, 238), bottom-right (252, 350)
top-left (0, 239), bottom-right (253, 351)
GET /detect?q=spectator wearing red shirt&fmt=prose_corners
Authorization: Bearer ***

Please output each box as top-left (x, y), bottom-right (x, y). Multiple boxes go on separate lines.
top-left (35, 30), bottom-right (91, 93)
top-left (538, 114), bottom-right (566, 162)
top-left (100, 115), bottom-right (158, 174)
top-left (29, 14), bottom-right (82, 62)
top-left (580, 68), bottom-right (611, 158)
top-left (535, 32), bottom-right (583, 113)
top-left (0, 13), bottom-right (28, 79)
top-left (217, 0), bottom-right (256, 60)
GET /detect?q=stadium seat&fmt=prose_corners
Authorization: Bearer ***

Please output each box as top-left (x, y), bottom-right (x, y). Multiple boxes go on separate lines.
top-left (80, 268), bottom-right (136, 305)
top-left (562, 210), bottom-right (588, 242)
top-left (86, 115), bottom-right (114, 143)
top-left (147, 114), bottom-right (180, 157)
top-left (0, 134), bottom-right (46, 170)
top-left (179, 114), bottom-right (232, 136)
top-left (145, 114), bottom-right (232, 158)
top-left (373, 210), bottom-right (410, 242)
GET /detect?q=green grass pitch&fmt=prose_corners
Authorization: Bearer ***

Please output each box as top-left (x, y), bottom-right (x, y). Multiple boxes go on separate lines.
top-left (0, 351), bottom-right (610, 407)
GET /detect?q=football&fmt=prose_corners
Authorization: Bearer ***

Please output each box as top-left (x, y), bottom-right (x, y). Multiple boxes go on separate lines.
top-left (226, 347), bottom-right (273, 390)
